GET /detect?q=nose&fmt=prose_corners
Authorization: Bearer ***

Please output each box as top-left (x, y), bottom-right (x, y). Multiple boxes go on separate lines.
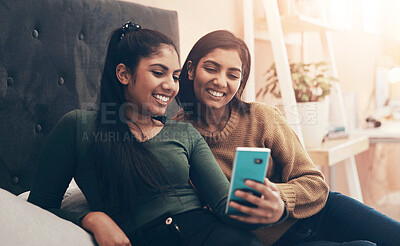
top-left (212, 73), bottom-right (227, 88)
top-left (161, 76), bottom-right (177, 92)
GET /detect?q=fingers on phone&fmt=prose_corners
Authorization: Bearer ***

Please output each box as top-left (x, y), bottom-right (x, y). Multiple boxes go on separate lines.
top-left (229, 201), bottom-right (260, 216)
top-left (264, 178), bottom-right (279, 191)
top-left (244, 179), bottom-right (275, 199)
top-left (234, 190), bottom-right (261, 206)
top-left (244, 179), bottom-right (264, 191)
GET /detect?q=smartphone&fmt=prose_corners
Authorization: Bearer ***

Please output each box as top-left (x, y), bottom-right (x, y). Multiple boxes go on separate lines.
top-left (225, 147), bottom-right (271, 215)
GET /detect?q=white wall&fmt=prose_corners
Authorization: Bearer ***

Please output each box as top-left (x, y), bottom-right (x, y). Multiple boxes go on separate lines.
top-left (121, 0), bottom-right (243, 63)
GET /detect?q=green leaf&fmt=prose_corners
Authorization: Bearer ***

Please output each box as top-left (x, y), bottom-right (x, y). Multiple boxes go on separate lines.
top-left (300, 94), bottom-right (310, 102)
top-left (258, 61), bottom-right (339, 102)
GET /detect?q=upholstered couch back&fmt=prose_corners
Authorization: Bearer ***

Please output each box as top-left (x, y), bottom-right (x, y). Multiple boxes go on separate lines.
top-left (0, 0), bottom-right (180, 195)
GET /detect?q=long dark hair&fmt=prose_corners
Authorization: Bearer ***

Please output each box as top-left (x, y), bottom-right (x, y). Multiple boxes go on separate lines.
top-left (177, 30), bottom-right (251, 119)
top-left (95, 23), bottom-right (179, 213)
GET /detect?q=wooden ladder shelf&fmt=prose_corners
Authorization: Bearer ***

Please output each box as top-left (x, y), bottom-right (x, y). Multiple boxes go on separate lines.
top-left (244, 0), bottom-right (369, 202)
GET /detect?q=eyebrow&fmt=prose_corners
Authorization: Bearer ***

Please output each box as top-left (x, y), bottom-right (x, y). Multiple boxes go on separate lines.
top-left (203, 60), bottom-right (241, 73)
top-left (150, 63), bottom-right (181, 73)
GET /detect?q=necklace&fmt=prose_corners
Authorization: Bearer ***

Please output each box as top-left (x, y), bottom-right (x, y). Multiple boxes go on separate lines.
top-left (127, 118), bottom-right (163, 142)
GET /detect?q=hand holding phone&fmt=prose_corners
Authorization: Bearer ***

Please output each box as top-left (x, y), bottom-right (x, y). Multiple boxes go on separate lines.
top-left (225, 147), bottom-right (270, 215)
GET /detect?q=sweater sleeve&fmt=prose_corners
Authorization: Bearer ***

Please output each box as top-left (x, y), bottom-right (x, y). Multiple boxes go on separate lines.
top-left (28, 110), bottom-right (90, 225)
top-left (262, 106), bottom-right (329, 219)
top-left (188, 134), bottom-right (229, 216)
top-left (187, 126), bottom-right (262, 230)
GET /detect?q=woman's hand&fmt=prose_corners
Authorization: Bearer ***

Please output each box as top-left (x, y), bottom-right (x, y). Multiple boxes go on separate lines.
top-left (81, 211), bottom-right (131, 246)
top-left (228, 178), bottom-right (285, 224)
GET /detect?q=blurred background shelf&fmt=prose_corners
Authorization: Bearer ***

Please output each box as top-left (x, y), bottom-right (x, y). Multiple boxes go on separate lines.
top-left (306, 136), bottom-right (369, 166)
top-left (254, 14), bottom-right (343, 38)
top-left (351, 120), bottom-right (400, 143)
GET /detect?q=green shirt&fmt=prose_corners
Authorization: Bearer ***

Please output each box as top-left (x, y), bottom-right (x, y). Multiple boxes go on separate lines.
top-left (28, 110), bottom-right (232, 234)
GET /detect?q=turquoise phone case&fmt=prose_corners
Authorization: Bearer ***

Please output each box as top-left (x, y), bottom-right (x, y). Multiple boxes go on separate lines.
top-left (225, 147), bottom-right (270, 215)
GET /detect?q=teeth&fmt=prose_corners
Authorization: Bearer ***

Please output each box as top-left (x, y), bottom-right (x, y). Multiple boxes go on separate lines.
top-left (154, 94), bottom-right (170, 102)
top-left (207, 89), bottom-right (224, 97)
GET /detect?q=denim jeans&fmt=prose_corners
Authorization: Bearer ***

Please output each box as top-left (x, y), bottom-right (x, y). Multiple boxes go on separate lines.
top-left (130, 208), bottom-right (263, 246)
top-left (274, 191), bottom-right (400, 246)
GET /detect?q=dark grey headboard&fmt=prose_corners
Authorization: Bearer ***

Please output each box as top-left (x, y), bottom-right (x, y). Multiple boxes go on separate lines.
top-left (0, 0), bottom-right (180, 195)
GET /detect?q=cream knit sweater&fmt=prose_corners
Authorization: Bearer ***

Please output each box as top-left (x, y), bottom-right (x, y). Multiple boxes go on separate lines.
top-left (175, 101), bottom-right (329, 245)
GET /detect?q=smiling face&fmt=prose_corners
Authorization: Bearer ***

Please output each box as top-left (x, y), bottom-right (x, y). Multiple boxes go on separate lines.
top-left (189, 48), bottom-right (242, 112)
top-left (122, 45), bottom-right (181, 117)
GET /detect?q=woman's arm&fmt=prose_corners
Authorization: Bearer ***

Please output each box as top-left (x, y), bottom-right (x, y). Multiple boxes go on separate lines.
top-left (264, 106), bottom-right (329, 218)
top-left (210, 104), bottom-right (327, 224)
top-left (228, 178), bottom-right (288, 225)
top-left (28, 110), bottom-right (87, 224)
top-left (81, 212), bottom-right (131, 246)
top-left (187, 126), bottom-right (264, 230)
top-left (188, 131), bottom-right (230, 215)
top-left (28, 110), bottom-right (131, 246)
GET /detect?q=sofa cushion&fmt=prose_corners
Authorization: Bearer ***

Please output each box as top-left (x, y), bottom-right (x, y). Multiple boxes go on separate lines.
top-left (0, 188), bottom-right (95, 246)
top-left (19, 180), bottom-right (90, 213)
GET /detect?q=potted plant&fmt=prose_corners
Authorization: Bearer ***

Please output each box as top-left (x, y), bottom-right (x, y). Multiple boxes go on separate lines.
top-left (257, 61), bottom-right (338, 147)
top-left (257, 61), bottom-right (336, 102)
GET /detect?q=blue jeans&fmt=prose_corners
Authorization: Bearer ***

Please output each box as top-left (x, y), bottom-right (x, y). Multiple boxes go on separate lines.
top-left (274, 191), bottom-right (400, 246)
top-left (130, 208), bottom-right (263, 246)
